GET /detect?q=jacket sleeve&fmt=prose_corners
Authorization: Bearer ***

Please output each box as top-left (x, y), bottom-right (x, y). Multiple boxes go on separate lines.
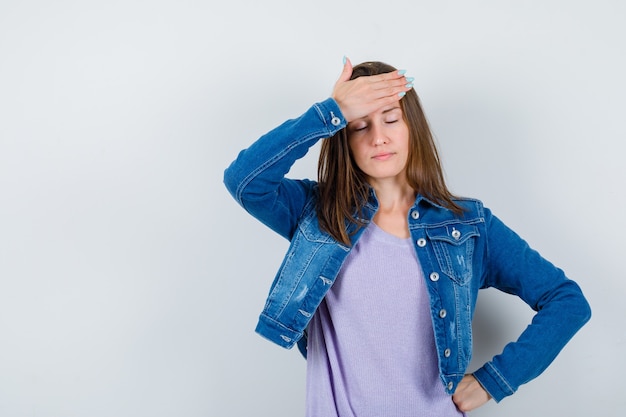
top-left (223, 98), bottom-right (347, 240)
top-left (472, 208), bottom-right (591, 402)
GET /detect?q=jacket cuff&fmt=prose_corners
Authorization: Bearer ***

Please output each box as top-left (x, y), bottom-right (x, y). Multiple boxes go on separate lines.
top-left (315, 98), bottom-right (347, 133)
top-left (255, 314), bottom-right (302, 349)
top-left (473, 362), bottom-right (516, 403)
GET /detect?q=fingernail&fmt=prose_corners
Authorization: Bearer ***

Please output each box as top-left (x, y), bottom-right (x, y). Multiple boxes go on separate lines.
top-left (398, 92), bottom-right (406, 97)
top-left (398, 69), bottom-right (407, 75)
top-left (343, 55), bottom-right (347, 65)
top-left (405, 83), bottom-right (414, 88)
top-left (405, 77), bottom-right (414, 82)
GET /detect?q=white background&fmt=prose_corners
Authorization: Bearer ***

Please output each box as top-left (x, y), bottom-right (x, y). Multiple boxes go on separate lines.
top-left (1, 0), bottom-right (624, 416)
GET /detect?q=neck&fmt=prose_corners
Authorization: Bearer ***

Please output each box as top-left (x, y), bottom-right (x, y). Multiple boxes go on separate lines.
top-left (369, 180), bottom-right (416, 239)
top-left (370, 179), bottom-right (416, 212)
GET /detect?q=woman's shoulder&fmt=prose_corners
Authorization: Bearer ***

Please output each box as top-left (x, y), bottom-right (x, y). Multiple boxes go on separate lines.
top-left (452, 195), bottom-right (484, 208)
top-left (452, 196), bottom-right (484, 210)
top-left (450, 196), bottom-right (491, 220)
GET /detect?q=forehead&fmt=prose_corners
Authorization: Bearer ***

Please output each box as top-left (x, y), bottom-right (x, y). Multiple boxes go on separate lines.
top-left (353, 105), bottom-right (403, 122)
top-left (380, 105), bottom-right (402, 114)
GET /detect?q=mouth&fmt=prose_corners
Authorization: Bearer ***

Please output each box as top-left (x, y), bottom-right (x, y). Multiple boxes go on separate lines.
top-left (372, 152), bottom-right (394, 161)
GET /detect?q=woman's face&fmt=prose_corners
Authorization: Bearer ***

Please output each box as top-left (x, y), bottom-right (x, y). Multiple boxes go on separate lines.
top-left (347, 104), bottom-right (410, 185)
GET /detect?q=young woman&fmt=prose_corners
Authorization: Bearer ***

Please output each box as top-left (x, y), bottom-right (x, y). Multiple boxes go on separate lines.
top-left (223, 58), bottom-right (591, 416)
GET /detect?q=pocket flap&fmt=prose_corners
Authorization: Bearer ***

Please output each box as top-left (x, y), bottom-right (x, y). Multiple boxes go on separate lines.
top-left (426, 223), bottom-right (480, 245)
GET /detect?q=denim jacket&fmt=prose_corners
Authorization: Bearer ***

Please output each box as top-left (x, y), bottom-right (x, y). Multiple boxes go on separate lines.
top-left (223, 97), bottom-right (591, 402)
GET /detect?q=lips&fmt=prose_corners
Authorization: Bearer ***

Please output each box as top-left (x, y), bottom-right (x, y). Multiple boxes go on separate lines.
top-left (372, 152), bottom-right (394, 161)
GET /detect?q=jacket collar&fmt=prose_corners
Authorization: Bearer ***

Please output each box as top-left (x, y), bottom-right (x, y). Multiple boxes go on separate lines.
top-left (366, 187), bottom-right (448, 211)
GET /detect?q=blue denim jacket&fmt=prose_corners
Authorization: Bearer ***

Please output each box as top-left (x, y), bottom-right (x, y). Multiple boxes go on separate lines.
top-left (223, 98), bottom-right (591, 402)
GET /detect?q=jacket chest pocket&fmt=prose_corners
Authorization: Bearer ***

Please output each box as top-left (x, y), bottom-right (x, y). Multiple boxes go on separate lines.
top-left (426, 223), bottom-right (479, 285)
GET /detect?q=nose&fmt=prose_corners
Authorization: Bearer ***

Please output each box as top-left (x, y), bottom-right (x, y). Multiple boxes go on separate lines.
top-left (370, 122), bottom-right (387, 146)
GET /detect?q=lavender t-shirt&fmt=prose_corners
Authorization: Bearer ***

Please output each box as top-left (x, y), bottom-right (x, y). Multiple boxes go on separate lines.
top-left (306, 222), bottom-right (464, 417)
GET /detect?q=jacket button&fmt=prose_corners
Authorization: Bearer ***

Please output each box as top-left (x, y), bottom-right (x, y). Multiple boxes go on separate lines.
top-left (417, 238), bottom-right (427, 247)
top-left (447, 381), bottom-right (454, 391)
top-left (452, 228), bottom-right (461, 240)
top-left (444, 348), bottom-right (451, 357)
top-left (411, 210), bottom-right (419, 220)
top-left (429, 272), bottom-right (439, 282)
top-left (330, 112), bottom-right (341, 126)
top-left (439, 309), bottom-right (447, 318)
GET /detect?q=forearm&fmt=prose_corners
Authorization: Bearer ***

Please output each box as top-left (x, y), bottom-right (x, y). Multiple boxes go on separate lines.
top-left (223, 98), bottom-right (346, 238)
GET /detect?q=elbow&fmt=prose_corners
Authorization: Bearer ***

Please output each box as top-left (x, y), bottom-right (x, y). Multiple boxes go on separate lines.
top-left (567, 283), bottom-right (592, 328)
top-left (544, 279), bottom-right (592, 331)
top-left (578, 293), bottom-right (592, 326)
top-left (223, 162), bottom-right (242, 203)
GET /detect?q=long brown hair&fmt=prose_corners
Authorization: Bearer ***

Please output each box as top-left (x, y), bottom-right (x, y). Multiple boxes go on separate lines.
top-left (317, 61), bottom-right (462, 245)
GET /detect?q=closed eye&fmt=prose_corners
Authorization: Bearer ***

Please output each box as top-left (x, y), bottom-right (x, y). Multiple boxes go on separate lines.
top-left (349, 123), bottom-right (368, 132)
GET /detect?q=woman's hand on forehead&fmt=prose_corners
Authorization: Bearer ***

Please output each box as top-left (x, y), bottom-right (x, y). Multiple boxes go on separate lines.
top-left (332, 57), bottom-right (413, 123)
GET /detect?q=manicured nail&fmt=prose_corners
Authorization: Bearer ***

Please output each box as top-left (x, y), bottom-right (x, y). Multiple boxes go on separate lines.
top-left (405, 83), bottom-right (414, 88)
top-left (398, 92), bottom-right (406, 97)
top-left (398, 69), bottom-right (407, 75)
top-left (405, 77), bottom-right (414, 82)
top-left (343, 55), bottom-right (347, 65)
